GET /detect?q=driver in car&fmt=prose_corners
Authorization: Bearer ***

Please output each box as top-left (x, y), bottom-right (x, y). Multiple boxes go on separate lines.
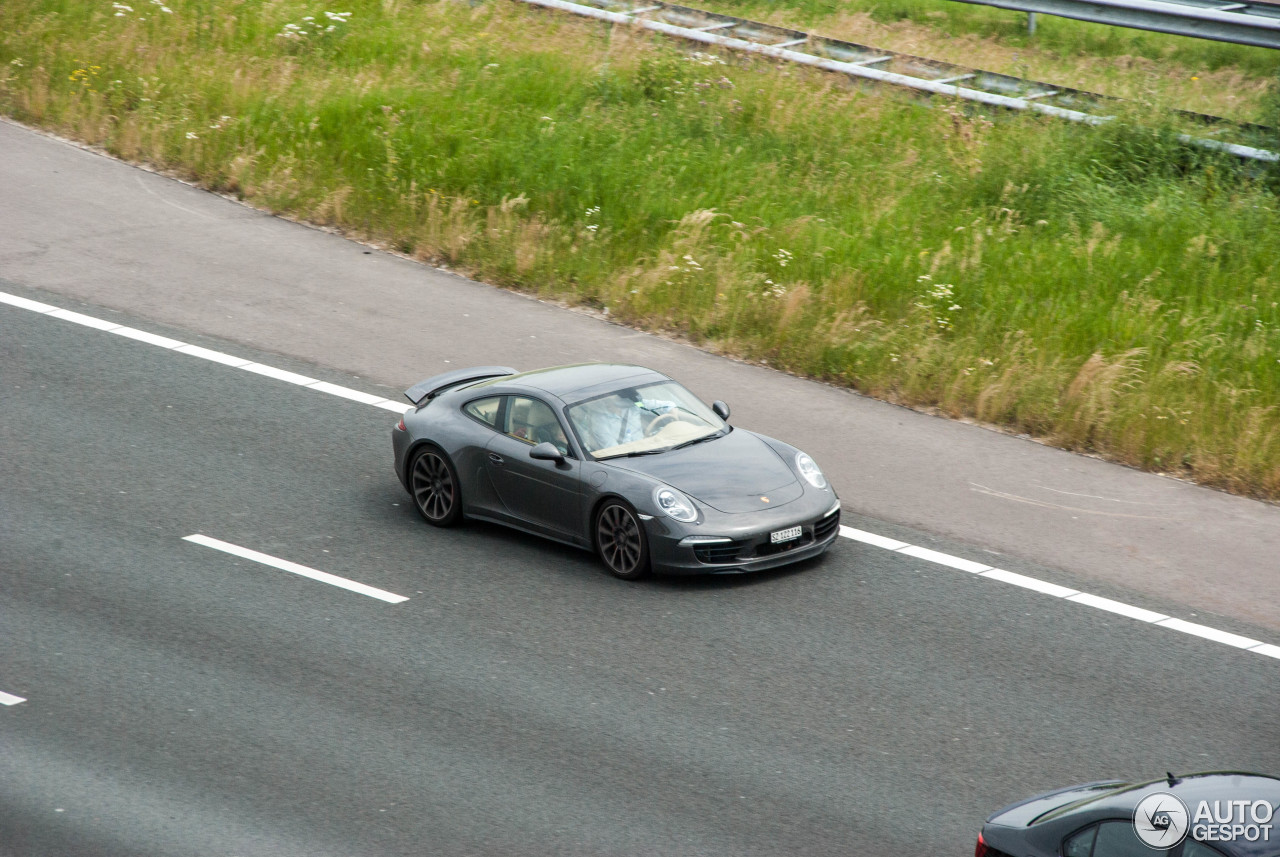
top-left (580, 390), bottom-right (677, 451)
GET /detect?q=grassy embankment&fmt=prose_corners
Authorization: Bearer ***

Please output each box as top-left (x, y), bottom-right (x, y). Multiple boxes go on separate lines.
top-left (3, 0), bottom-right (1280, 497)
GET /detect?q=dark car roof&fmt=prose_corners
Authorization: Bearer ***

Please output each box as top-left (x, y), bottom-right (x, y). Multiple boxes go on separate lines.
top-left (467, 363), bottom-right (669, 403)
top-left (1036, 772), bottom-right (1280, 824)
top-left (1021, 773), bottom-right (1280, 857)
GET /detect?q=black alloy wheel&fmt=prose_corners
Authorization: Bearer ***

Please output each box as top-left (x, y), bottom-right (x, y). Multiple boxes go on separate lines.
top-left (410, 446), bottom-right (462, 527)
top-left (595, 501), bottom-right (650, 580)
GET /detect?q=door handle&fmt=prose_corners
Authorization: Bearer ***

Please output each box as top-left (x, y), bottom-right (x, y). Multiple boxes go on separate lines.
top-left (488, 452), bottom-right (505, 465)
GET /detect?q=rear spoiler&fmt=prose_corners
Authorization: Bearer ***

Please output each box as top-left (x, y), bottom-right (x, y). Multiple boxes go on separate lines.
top-left (404, 366), bottom-right (517, 407)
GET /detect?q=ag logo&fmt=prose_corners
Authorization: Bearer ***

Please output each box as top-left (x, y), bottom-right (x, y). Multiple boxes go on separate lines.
top-left (1134, 792), bottom-right (1190, 849)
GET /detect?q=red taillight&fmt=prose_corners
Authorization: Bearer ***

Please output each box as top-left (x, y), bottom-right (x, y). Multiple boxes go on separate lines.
top-left (395, 418), bottom-right (406, 431)
top-left (975, 831), bottom-right (990, 857)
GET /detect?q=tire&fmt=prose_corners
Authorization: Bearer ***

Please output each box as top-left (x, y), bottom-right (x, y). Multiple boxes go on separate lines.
top-left (409, 445), bottom-right (463, 527)
top-left (594, 500), bottom-right (651, 580)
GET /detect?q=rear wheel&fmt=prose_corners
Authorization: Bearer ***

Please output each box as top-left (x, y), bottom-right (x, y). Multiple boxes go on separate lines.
top-left (409, 446), bottom-right (462, 527)
top-left (595, 500), bottom-right (650, 580)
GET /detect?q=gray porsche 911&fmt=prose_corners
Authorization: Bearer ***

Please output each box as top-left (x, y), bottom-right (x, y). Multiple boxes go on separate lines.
top-left (391, 363), bottom-right (841, 579)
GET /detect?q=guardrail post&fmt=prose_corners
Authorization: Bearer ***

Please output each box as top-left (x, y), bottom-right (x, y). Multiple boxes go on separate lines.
top-left (1027, 10), bottom-right (1037, 33)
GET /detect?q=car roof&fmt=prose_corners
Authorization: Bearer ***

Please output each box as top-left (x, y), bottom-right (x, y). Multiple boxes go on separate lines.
top-left (465, 363), bottom-right (670, 403)
top-left (1029, 773), bottom-right (1280, 857)
top-left (1039, 773), bottom-right (1280, 822)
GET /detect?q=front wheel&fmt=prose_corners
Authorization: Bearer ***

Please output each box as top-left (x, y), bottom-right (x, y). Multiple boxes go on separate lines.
top-left (409, 446), bottom-right (463, 527)
top-left (595, 500), bottom-right (651, 580)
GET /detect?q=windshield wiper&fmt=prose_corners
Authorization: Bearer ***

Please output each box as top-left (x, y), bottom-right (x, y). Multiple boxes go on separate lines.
top-left (597, 447), bottom-right (670, 460)
top-left (670, 431), bottom-right (725, 451)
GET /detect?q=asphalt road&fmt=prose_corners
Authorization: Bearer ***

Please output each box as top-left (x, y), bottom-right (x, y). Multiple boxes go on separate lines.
top-left (3, 117), bottom-right (1280, 856)
top-left (4, 292), bottom-right (1280, 857)
top-left (2, 117), bottom-right (1279, 636)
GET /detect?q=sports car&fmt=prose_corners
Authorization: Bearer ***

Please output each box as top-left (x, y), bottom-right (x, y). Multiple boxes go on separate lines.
top-left (391, 363), bottom-right (841, 579)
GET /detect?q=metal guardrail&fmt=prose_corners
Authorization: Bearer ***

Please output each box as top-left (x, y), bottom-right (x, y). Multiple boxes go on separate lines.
top-left (951, 0), bottom-right (1280, 49)
top-left (516, 0), bottom-right (1279, 161)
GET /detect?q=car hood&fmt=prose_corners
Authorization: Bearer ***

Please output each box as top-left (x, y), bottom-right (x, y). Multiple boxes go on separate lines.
top-left (606, 429), bottom-right (802, 513)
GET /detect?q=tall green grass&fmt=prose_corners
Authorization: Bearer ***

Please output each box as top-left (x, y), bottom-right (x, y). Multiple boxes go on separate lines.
top-left (3, 0), bottom-right (1280, 496)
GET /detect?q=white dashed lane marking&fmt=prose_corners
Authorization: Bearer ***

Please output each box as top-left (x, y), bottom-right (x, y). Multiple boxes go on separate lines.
top-left (4, 290), bottom-right (1277, 662)
top-left (0, 691), bottom-right (28, 706)
top-left (183, 535), bottom-right (409, 604)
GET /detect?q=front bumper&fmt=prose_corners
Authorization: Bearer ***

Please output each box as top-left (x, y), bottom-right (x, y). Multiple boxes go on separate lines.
top-left (646, 499), bottom-right (841, 575)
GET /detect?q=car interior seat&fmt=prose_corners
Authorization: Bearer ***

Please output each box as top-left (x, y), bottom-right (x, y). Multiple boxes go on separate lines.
top-left (510, 399), bottom-right (532, 439)
top-left (529, 409), bottom-right (568, 453)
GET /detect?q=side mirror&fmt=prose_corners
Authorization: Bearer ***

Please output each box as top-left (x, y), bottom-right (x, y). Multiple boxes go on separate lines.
top-left (529, 441), bottom-right (565, 462)
top-left (712, 400), bottom-right (730, 421)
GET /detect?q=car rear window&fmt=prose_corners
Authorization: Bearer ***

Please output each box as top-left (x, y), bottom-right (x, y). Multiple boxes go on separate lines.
top-left (464, 396), bottom-right (501, 428)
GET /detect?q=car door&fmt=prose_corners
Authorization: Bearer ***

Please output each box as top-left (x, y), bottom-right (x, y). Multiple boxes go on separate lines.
top-left (454, 394), bottom-right (506, 517)
top-left (484, 396), bottom-right (582, 538)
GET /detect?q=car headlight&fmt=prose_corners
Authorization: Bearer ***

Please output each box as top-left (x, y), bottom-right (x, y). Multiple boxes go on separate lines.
top-left (653, 486), bottom-right (698, 523)
top-left (795, 452), bottom-right (827, 489)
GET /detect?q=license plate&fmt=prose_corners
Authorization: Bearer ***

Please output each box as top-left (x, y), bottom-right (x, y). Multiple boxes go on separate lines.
top-left (770, 525), bottom-right (802, 544)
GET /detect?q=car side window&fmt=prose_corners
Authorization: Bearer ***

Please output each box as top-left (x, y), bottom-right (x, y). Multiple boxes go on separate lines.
top-left (463, 396), bottom-right (502, 428)
top-left (1064, 821), bottom-right (1154, 857)
top-left (1181, 841), bottom-right (1227, 857)
top-left (1064, 825), bottom-right (1097, 857)
top-left (505, 396), bottom-right (570, 454)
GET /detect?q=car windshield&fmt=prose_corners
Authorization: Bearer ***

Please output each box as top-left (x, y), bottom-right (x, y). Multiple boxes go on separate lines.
top-left (567, 380), bottom-right (725, 459)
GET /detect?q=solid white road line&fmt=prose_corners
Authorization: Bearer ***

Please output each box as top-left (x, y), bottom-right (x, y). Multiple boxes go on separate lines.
top-left (839, 525), bottom-right (909, 550)
top-left (241, 362), bottom-right (318, 386)
top-left (308, 381), bottom-right (388, 405)
top-left (5, 290), bottom-right (1276, 661)
top-left (0, 291), bottom-right (412, 413)
top-left (1155, 618), bottom-right (1263, 649)
top-left (47, 308), bottom-right (121, 331)
top-left (979, 568), bottom-right (1079, 598)
top-left (897, 544), bottom-right (992, 573)
top-left (111, 326), bottom-right (186, 349)
top-left (183, 534), bottom-right (409, 604)
top-left (0, 691), bottom-right (27, 706)
top-left (0, 292), bottom-right (58, 313)
top-left (1066, 593), bottom-right (1168, 623)
top-left (1253, 644), bottom-right (1280, 660)
top-left (175, 343), bottom-right (252, 367)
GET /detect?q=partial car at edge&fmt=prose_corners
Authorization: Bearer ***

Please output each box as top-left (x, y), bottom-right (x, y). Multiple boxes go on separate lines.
top-left (977, 771), bottom-right (1280, 857)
